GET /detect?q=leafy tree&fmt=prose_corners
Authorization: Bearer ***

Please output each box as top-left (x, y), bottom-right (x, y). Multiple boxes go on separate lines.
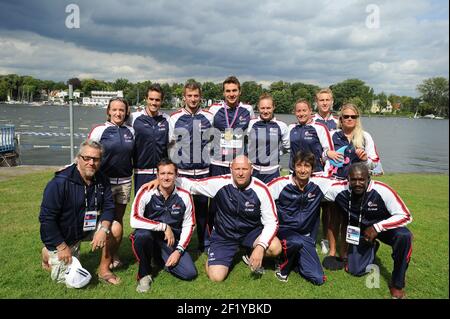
top-left (241, 81), bottom-right (263, 106)
top-left (67, 77), bottom-right (82, 90)
top-left (331, 79), bottom-right (374, 112)
top-left (417, 77), bottom-right (449, 117)
top-left (202, 82), bottom-right (222, 104)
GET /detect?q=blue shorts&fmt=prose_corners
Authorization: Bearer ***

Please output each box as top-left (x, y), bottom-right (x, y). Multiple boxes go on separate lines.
top-left (207, 227), bottom-right (263, 267)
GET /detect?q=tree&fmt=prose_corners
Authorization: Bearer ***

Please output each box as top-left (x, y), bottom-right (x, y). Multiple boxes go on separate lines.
top-left (112, 78), bottom-right (130, 91)
top-left (202, 82), bottom-right (222, 104)
top-left (331, 79), bottom-right (374, 112)
top-left (241, 81), bottom-right (263, 106)
top-left (67, 77), bottom-right (82, 90)
top-left (417, 77), bottom-right (449, 117)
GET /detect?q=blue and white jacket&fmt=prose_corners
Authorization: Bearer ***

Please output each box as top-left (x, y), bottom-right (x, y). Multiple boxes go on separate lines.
top-left (129, 109), bottom-right (170, 174)
top-left (168, 107), bottom-right (214, 176)
top-left (325, 180), bottom-right (412, 232)
top-left (312, 113), bottom-right (339, 131)
top-left (268, 175), bottom-right (333, 236)
top-left (209, 102), bottom-right (255, 167)
top-left (179, 175), bottom-right (278, 249)
top-left (288, 120), bottom-right (334, 173)
top-left (88, 121), bottom-right (135, 184)
top-left (39, 164), bottom-right (115, 250)
top-left (247, 116), bottom-right (290, 172)
top-left (130, 186), bottom-right (195, 252)
top-left (329, 130), bottom-right (380, 178)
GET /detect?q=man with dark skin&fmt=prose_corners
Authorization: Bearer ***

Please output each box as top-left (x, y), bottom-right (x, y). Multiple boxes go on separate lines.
top-left (326, 163), bottom-right (413, 299)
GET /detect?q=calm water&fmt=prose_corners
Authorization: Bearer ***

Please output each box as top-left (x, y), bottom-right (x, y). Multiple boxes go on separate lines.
top-left (1, 104), bottom-right (448, 173)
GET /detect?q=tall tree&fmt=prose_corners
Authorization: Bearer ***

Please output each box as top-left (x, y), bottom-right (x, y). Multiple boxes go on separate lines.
top-left (417, 77), bottom-right (449, 117)
top-left (241, 81), bottom-right (263, 106)
top-left (67, 77), bottom-right (82, 90)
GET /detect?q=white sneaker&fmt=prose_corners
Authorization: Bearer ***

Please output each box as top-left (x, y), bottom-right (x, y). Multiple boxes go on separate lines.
top-left (242, 254), bottom-right (250, 266)
top-left (275, 271), bottom-right (288, 282)
top-left (136, 275), bottom-right (153, 293)
top-left (320, 239), bottom-right (329, 255)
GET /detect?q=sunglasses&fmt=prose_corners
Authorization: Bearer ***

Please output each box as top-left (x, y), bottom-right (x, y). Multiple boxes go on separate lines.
top-left (79, 155), bottom-right (101, 163)
top-left (342, 115), bottom-right (359, 119)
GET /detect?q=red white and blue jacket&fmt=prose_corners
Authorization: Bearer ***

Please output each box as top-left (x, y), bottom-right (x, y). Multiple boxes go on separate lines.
top-left (247, 116), bottom-right (290, 172)
top-left (208, 102), bottom-right (255, 167)
top-left (312, 113), bottom-right (339, 131)
top-left (179, 175), bottom-right (278, 249)
top-left (168, 107), bottom-right (214, 175)
top-left (130, 186), bottom-right (195, 252)
top-left (39, 164), bottom-right (115, 250)
top-left (88, 121), bottom-right (135, 184)
top-left (288, 120), bottom-right (334, 173)
top-left (329, 130), bottom-right (380, 178)
top-left (268, 175), bottom-right (333, 236)
top-left (325, 180), bottom-right (412, 232)
top-left (129, 109), bottom-right (170, 174)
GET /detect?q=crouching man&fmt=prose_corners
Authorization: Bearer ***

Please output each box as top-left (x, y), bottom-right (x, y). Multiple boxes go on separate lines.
top-left (130, 158), bottom-right (197, 293)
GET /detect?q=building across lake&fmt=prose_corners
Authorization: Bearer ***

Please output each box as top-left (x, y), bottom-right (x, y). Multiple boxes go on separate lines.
top-left (82, 90), bottom-right (123, 107)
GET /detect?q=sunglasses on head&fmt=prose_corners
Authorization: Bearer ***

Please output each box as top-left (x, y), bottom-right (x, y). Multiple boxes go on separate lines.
top-left (342, 115), bottom-right (359, 119)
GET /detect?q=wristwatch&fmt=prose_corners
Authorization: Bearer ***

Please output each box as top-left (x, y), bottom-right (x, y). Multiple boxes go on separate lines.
top-left (99, 225), bottom-right (111, 235)
top-left (176, 247), bottom-right (184, 254)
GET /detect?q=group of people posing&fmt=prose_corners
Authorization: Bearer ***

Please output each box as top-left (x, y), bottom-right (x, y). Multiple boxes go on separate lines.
top-left (39, 76), bottom-right (413, 299)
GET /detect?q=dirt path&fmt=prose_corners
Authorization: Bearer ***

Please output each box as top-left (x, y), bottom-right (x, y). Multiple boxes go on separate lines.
top-left (0, 165), bottom-right (61, 182)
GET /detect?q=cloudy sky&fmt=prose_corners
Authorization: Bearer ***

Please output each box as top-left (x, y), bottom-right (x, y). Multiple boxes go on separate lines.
top-left (0, 0), bottom-right (448, 96)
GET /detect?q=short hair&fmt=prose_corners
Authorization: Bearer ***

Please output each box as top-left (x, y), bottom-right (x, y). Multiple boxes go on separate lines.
top-left (349, 162), bottom-right (369, 177)
top-left (156, 158), bottom-right (178, 174)
top-left (293, 151), bottom-right (315, 170)
top-left (146, 83), bottom-right (164, 101)
top-left (106, 97), bottom-right (130, 122)
top-left (77, 139), bottom-right (104, 158)
top-left (258, 92), bottom-right (274, 105)
top-left (294, 98), bottom-right (312, 111)
top-left (183, 81), bottom-right (202, 96)
top-left (222, 76), bottom-right (241, 91)
top-left (315, 88), bottom-right (333, 100)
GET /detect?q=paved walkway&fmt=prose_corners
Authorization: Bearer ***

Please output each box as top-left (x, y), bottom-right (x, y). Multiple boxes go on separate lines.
top-left (0, 165), bottom-right (61, 182)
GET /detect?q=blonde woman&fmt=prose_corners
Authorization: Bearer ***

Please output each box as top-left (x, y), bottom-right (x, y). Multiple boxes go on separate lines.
top-left (322, 103), bottom-right (381, 270)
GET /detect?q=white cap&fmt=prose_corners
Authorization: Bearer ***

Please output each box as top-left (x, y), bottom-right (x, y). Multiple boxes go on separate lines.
top-left (64, 256), bottom-right (92, 288)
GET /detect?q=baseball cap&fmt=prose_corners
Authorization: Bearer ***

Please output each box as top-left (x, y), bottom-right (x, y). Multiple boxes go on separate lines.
top-left (64, 256), bottom-right (92, 288)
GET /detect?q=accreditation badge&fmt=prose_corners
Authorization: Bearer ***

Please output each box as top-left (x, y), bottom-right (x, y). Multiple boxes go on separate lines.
top-left (346, 225), bottom-right (361, 245)
top-left (83, 210), bottom-right (98, 232)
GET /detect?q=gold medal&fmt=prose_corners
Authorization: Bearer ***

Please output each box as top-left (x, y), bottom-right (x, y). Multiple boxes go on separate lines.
top-left (224, 128), bottom-right (233, 141)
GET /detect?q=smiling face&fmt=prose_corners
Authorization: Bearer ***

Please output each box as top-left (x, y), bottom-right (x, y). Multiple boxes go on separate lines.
top-left (340, 106), bottom-right (359, 131)
top-left (295, 101), bottom-right (312, 125)
top-left (258, 98), bottom-right (275, 121)
top-left (157, 163), bottom-right (177, 191)
top-left (294, 160), bottom-right (313, 184)
top-left (108, 100), bottom-right (127, 126)
top-left (146, 90), bottom-right (163, 115)
top-left (316, 92), bottom-right (333, 116)
top-left (77, 146), bottom-right (102, 181)
top-left (349, 168), bottom-right (369, 196)
top-left (223, 83), bottom-right (241, 108)
top-left (231, 156), bottom-right (253, 189)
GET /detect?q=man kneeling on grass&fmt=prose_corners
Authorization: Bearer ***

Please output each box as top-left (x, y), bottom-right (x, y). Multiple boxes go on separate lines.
top-left (325, 163), bottom-right (413, 299)
top-left (40, 139), bottom-right (120, 287)
top-left (130, 158), bottom-right (197, 293)
top-left (268, 151), bottom-right (332, 285)
top-left (145, 155), bottom-right (282, 282)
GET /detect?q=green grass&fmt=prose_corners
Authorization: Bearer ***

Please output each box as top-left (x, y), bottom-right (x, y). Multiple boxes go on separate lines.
top-left (0, 170), bottom-right (448, 299)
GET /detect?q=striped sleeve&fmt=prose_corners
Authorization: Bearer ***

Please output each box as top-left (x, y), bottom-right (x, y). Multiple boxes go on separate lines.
top-left (178, 175), bottom-right (231, 198)
top-left (363, 131), bottom-right (380, 169)
top-left (88, 123), bottom-right (106, 142)
top-left (130, 188), bottom-right (167, 231)
top-left (314, 122), bottom-right (334, 159)
top-left (267, 176), bottom-right (290, 201)
top-left (176, 187), bottom-right (196, 251)
top-left (253, 179), bottom-right (279, 249)
top-left (324, 180), bottom-right (348, 201)
top-left (372, 182), bottom-right (412, 232)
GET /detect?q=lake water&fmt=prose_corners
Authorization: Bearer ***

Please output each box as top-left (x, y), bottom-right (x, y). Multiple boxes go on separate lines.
top-left (1, 104), bottom-right (448, 173)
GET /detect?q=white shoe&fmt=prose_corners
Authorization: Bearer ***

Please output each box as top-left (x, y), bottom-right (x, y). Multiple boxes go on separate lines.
top-left (136, 275), bottom-right (153, 293)
top-left (320, 239), bottom-right (329, 255)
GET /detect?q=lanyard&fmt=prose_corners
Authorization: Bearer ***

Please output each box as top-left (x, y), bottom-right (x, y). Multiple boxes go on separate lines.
top-left (224, 103), bottom-right (240, 128)
top-left (84, 184), bottom-right (98, 212)
top-left (348, 192), bottom-right (364, 228)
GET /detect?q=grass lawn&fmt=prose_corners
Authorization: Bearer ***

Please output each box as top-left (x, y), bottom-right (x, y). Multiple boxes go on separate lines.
top-left (0, 170), bottom-right (448, 299)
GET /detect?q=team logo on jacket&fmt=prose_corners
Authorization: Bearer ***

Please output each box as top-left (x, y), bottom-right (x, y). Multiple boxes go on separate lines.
top-left (307, 193), bottom-right (316, 200)
top-left (244, 201), bottom-right (256, 213)
top-left (367, 201), bottom-right (378, 211)
top-left (157, 122), bottom-right (167, 131)
top-left (171, 204), bottom-right (181, 214)
top-left (269, 127), bottom-right (278, 136)
top-left (304, 131), bottom-right (313, 139)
